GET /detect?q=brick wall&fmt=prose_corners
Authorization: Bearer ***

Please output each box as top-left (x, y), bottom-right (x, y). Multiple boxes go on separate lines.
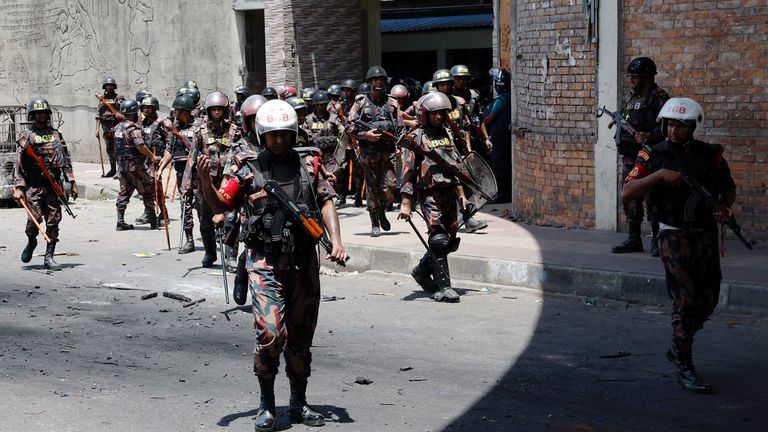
top-left (512, 1), bottom-right (597, 228)
top-left (624, 0), bottom-right (768, 237)
top-left (265, 0), bottom-right (365, 89)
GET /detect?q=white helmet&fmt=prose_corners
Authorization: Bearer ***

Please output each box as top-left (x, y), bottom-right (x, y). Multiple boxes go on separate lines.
top-left (657, 97), bottom-right (704, 134)
top-left (256, 99), bottom-right (298, 136)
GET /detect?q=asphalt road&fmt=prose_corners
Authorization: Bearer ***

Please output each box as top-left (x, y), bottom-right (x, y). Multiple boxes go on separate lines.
top-left (1, 199), bottom-right (767, 432)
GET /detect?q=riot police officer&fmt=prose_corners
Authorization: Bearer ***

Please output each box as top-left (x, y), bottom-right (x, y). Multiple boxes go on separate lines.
top-left (114, 99), bottom-right (157, 231)
top-left (95, 77), bottom-right (125, 178)
top-left (305, 90), bottom-right (343, 175)
top-left (137, 96), bottom-right (170, 227)
top-left (347, 66), bottom-right (401, 236)
top-left (196, 99), bottom-right (346, 431)
top-left (261, 87), bottom-right (278, 101)
top-left (399, 92), bottom-right (466, 303)
top-left (14, 98), bottom-right (78, 271)
top-left (623, 98), bottom-right (736, 394)
top-left (157, 94), bottom-right (199, 254)
top-left (285, 96), bottom-right (311, 146)
top-left (612, 56), bottom-right (670, 255)
top-left (190, 91), bottom-right (242, 267)
top-left (230, 85), bottom-right (250, 130)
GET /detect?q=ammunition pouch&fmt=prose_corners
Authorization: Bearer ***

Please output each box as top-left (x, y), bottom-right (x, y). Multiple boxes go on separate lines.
top-left (240, 205), bottom-right (319, 254)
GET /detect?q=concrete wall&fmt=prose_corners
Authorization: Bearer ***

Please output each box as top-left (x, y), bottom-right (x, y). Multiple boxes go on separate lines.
top-left (0, 0), bottom-right (371, 164)
top-left (0, 0), bottom-right (237, 163)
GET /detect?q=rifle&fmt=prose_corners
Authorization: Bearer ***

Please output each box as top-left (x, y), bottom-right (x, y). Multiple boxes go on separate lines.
top-left (354, 119), bottom-right (494, 201)
top-left (17, 139), bottom-right (76, 219)
top-left (680, 170), bottom-right (753, 250)
top-left (596, 106), bottom-right (647, 148)
top-left (216, 227), bottom-right (230, 304)
top-left (261, 180), bottom-right (349, 266)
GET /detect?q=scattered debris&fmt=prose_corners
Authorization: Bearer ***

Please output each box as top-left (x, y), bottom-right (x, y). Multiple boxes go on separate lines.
top-left (163, 292), bottom-right (192, 302)
top-left (370, 292), bottom-right (395, 297)
top-left (141, 292), bottom-right (158, 300)
top-left (159, 309), bottom-right (170, 313)
top-left (502, 296), bottom-right (517, 300)
top-left (398, 367), bottom-right (413, 372)
top-left (321, 295), bottom-right (345, 302)
top-left (585, 298), bottom-right (596, 306)
top-left (101, 282), bottom-right (132, 290)
top-left (111, 321), bottom-right (125, 325)
top-left (354, 377), bottom-right (373, 385)
top-left (132, 252), bottom-right (157, 258)
top-left (599, 351), bottom-right (631, 359)
top-left (183, 298), bottom-right (206, 308)
top-left (408, 378), bottom-right (427, 382)
top-left (480, 287), bottom-right (492, 294)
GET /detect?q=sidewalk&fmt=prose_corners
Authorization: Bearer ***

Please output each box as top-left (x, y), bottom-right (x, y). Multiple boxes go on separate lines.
top-left (73, 162), bottom-right (768, 312)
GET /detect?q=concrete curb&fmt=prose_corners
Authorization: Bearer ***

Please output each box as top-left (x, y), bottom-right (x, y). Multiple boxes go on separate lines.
top-left (79, 183), bottom-right (118, 200)
top-left (339, 244), bottom-right (768, 313)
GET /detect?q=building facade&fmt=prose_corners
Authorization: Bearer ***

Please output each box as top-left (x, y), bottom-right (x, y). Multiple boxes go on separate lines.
top-left (495, 0), bottom-right (767, 238)
top-left (0, 0), bottom-right (378, 163)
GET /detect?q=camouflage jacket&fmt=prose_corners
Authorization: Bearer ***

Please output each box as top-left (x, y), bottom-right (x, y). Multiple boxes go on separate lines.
top-left (400, 125), bottom-right (460, 196)
top-left (14, 125), bottom-right (75, 188)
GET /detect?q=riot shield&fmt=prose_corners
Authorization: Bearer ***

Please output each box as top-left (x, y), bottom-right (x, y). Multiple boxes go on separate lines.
top-left (461, 151), bottom-right (498, 218)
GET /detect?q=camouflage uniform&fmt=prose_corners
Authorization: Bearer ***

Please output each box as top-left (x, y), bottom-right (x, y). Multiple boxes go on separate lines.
top-left (115, 119), bottom-right (155, 220)
top-left (97, 92), bottom-right (125, 170)
top-left (218, 148), bottom-right (335, 380)
top-left (615, 84), bottom-right (670, 252)
top-left (305, 110), bottom-right (342, 174)
top-left (335, 101), bottom-right (364, 204)
top-left (14, 126), bottom-right (75, 244)
top-left (625, 139), bottom-right (736, 377)
top-left (192, 118), bottom-right (242, 261)
top-left (141, 114), bottom-right (173, 219)
top-left (400, 126), bottom-right (462, 299)
top-left (347, 94), bottom-right (400, 215)
top-left (168, 121), bottom-right (198, 233)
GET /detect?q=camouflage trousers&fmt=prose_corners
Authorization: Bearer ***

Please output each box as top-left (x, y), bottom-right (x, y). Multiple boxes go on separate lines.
top-left (23, 184), bottom-right (62, 243)
top-left (620, 155), bottom-right (644, 224)
top-left (248, 248), bottom-right (321, 380)
top-left (659, 228), bottom-right (721, 354)
top-left (419, 187), bottom-right (459, 238)
top-left (359, 151), bottom-right (395, 213)
top-left (116, 166), bottom-right (155, 213)
top-left (101, 128), bottom-right (117, 165)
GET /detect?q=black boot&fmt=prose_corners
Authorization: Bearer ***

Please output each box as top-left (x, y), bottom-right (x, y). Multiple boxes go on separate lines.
top-left (178, 229), bottom-right (195, 254)
top-left (666, 344), bottom-right (713, 394)
top-left (650, 220), bottom-right (660, 257)
top-left (431, 256), bottom-right (459, 303)
top-left (336, 195), bottom-right (347, 208)
top-left (21, 234), bottom-right (38, 263)
top-left (103, 162), bottom-right (117, 178)
top-left (116, 210), bottom-right (134, 231)
top-left (379, 210), bottom-right (391, 232)
top-left (44, 242), bottom-right (61, 271)
top-left (225, 244), bottom-right (238, 273)
top-left (233, 250), bottom-right (248, 305)
top-left (611, 222), bottom-right (643, 253)
top-left (289, 379), bottom-right (326, 427)
top-left (201, 232), bottom-right (217, 268)
top-left (369, 212), bottom-right (381, 237)
top-left (411, 253), bottom-right (437, 293)
top-left (254, 377), bottom-right (276, 432)
top-left (134, 210), bottom-right (150, 225)
top-left (354, 194), bottom-right (363, 208)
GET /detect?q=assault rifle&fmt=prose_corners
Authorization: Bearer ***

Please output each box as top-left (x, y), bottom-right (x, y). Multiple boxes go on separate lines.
top-left (261, 180), bottom-right (349, 266)
top-left (354, 119), bottom-right (494, 201)
top-left (680, 171), bottom-right (753, 250)
top-left (596, 106), bottom-right (647, 148)
top-left (17, 138), bottom-right (76, 219)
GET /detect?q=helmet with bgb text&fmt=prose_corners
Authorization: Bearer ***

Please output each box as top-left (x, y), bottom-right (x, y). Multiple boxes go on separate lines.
top-left (256, 99), bottom-right (298, 136)
top-left (657, 97), bottom-right (704, 135)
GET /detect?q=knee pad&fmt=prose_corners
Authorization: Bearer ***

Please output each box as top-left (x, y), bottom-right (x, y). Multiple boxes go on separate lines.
top-left (428, 232), bottom-right (451, 255)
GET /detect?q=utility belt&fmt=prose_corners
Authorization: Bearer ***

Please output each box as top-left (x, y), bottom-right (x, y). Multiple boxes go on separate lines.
top-left (240, 205), bottom-right (319, 255)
